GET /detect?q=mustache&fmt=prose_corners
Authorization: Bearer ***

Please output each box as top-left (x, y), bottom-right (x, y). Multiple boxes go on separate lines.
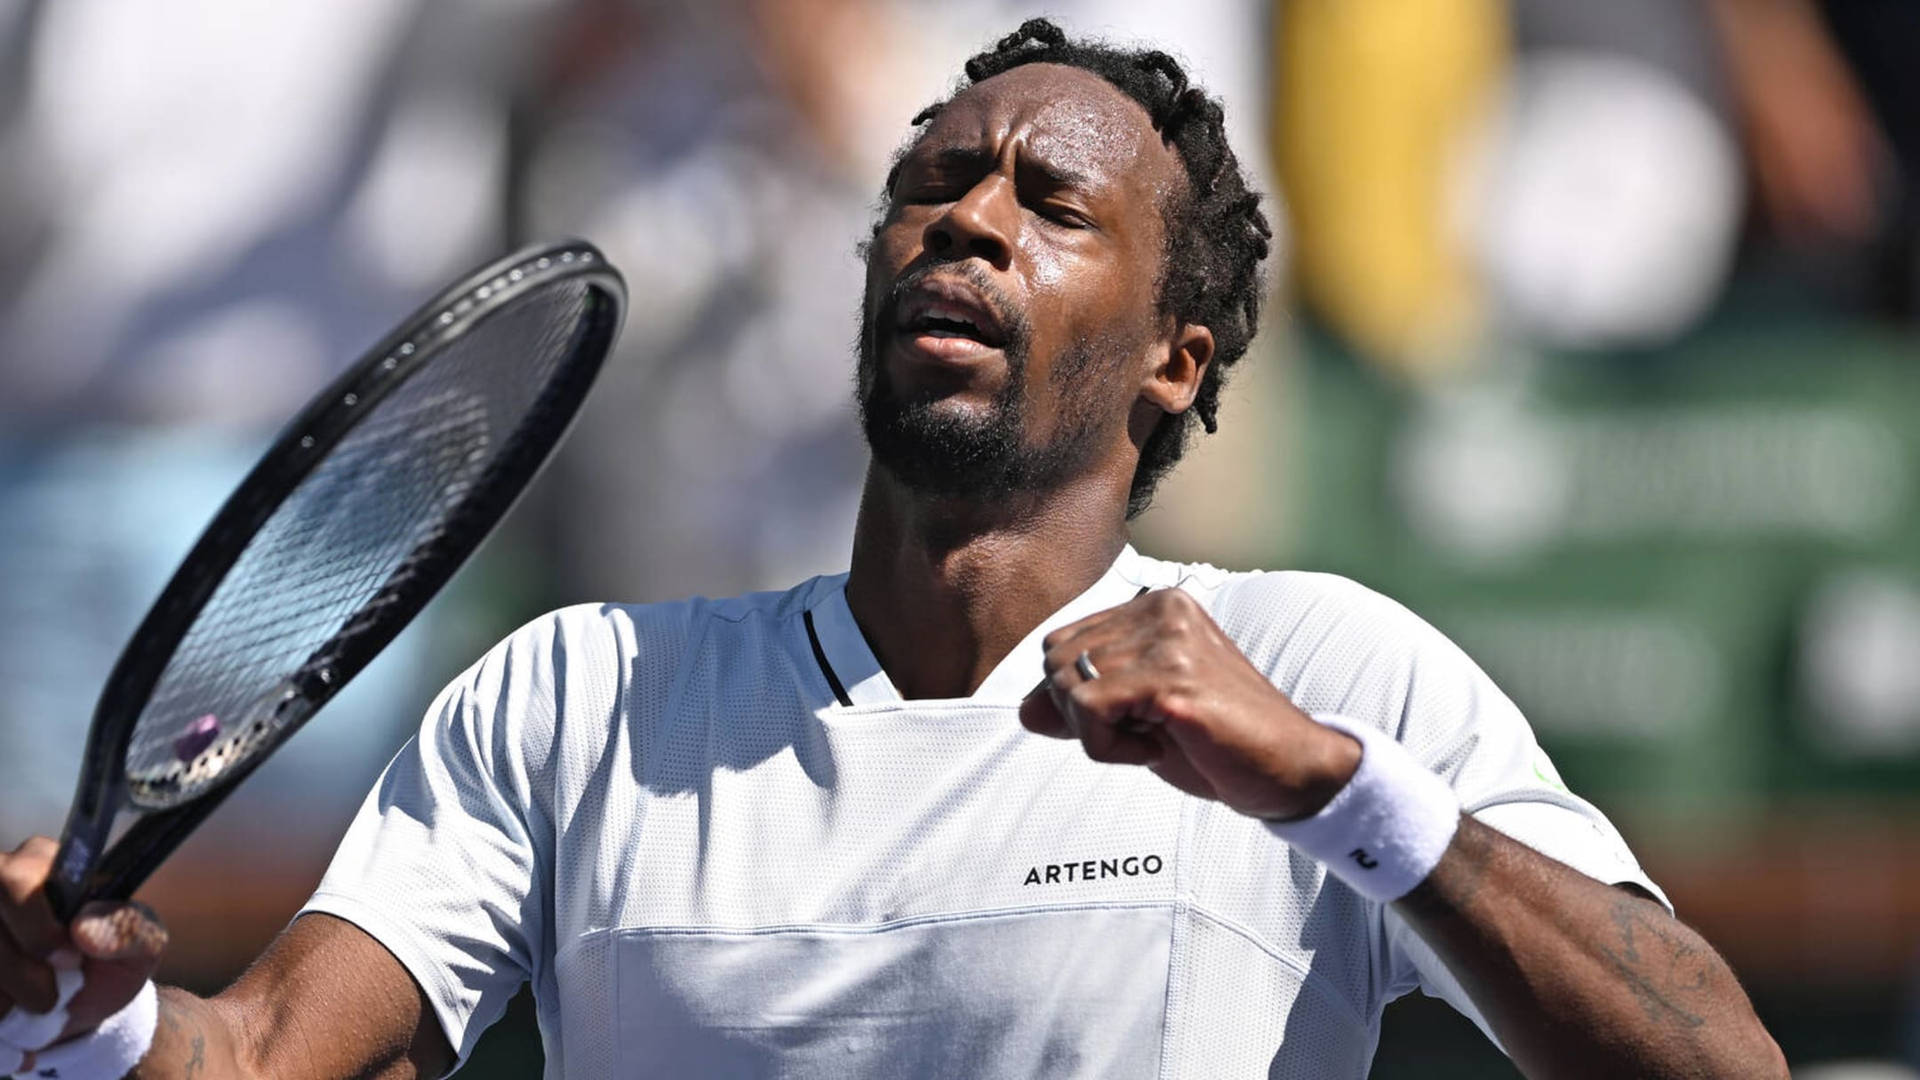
top-left (870, 263), bottom-right (1029, 354)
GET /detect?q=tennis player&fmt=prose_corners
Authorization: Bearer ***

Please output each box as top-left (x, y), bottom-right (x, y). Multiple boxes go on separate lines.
top-left (0, 20), bottom-right (1785, 1079)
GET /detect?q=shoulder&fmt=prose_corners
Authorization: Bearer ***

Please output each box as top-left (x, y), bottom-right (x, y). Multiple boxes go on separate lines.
top-left (482, 578), bottom-right (823, 676)
top-left (1132, 554), bottom-right (1446, 671)
top-left (1209, 567), bottom-right (1430, 644)
top-left (1224, 569), bottom-right (1471, 682)
top-left (428, 579), bottom-right (827, 757)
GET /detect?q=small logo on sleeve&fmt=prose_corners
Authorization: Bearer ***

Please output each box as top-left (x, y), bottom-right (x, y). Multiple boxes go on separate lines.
top-left (1348, 847), bottom-right (1379, 870)
top-left (1023, 854), bottom-right (1164, 886)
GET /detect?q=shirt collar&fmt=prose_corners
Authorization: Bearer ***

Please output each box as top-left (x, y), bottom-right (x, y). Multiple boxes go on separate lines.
top-left (805, 544), bottom-right (1155, 706)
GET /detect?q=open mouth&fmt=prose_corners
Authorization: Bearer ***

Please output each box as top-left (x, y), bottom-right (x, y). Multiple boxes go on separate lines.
top-left (903, 304), bottom-right (1001, 346)
top-left (892, 279), bottom-right (1009, 355)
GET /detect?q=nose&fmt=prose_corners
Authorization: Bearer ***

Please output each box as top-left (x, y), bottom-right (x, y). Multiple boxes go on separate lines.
top-left (923, 175), bottom-right (1015, 270)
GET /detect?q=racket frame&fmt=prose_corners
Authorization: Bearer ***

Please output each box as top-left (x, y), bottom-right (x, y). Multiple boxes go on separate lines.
top-left (48, 240), bottom-right (625, 918)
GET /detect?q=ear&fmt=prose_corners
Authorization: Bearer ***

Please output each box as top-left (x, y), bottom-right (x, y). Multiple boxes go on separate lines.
top-left (1140, 321), bottom-right (1215, 417)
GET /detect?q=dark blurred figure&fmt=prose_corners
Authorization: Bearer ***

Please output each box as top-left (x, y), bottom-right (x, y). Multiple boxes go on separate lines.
top-left (1712, 0), bottom-right (1920, 322)
top-left (1806, 0), bottom-right (1920, 320)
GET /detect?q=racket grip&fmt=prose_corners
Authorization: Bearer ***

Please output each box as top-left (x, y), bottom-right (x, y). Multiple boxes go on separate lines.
top-left (44, 832), bottom-right (98, 922)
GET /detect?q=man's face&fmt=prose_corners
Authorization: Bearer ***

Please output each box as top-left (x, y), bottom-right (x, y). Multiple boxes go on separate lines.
top-left (858, 63), bottom-right (1184, 501)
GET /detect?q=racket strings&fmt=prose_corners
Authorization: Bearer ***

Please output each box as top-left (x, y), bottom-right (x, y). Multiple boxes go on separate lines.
top-left (137, 394), bottom-right (490, 697)
top-left (123, 280), bottom-right (594, 807)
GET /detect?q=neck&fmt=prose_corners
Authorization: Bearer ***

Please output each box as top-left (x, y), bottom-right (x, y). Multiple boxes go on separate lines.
top-left (844, 468), bottom-right (1130, 699)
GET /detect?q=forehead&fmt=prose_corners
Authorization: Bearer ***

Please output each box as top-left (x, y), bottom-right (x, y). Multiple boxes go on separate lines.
top-left (918, 63), bottom-right (1177, 197)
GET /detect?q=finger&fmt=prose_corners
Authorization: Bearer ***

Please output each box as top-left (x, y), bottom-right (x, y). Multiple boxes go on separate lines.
top-left (1036, 602), bottom-right (1134, 677)
top-left (1025, 663), bottom-right (1163, 764)
top-left (0, 838), bottom-right (68, 960)
top-left (1037, 632), bottom-right (1084, 691)
top-left (1040, 630), bottom-right (1119, 699)
top-left (1022, 654), bottom-right (1155, 747)
top-left (1037, 638), bottom-right (1106, 741)
top-left (1058, 663), bottom-right (1175, 764)
top-left (1040, 604), bottom-right (1173, 690)
top-left (1061, 672), bottom-right (1129, 760)
top-left (55, 903), bottom-right (166, 1041)
top-left (0, 925), bottom-right (56, 1015)
top-left (70, 902), bottom-right (168, 965)
top-left (1018, 684), bottom-right (1073, 739)
top-left (1035, 608), bottom-right (1181, 741)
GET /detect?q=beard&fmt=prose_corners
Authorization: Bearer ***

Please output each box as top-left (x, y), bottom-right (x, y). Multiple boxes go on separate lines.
top-left (856, 265), bottom-right (1109, 502)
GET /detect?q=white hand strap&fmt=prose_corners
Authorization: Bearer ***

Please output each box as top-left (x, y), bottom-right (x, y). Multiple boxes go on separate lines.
top-left (1266, 714), bottom-right (1463, 903)
top-left (11, 979), bottom-right (157, 1080)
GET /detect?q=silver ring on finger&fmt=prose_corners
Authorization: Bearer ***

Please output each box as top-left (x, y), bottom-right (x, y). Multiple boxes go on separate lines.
top-left (1074, 649), bottom-right (1101, 682)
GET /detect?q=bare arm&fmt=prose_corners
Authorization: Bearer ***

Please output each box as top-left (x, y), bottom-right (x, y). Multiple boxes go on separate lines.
top-left (1394, 816), bottom-right (1785, 1079)
top-left (138, 914), bottom-right (452, 1080)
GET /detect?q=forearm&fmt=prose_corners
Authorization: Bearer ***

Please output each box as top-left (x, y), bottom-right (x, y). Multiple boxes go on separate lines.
top-left (1394, 816), bottom-right (1786, 1080)
top-left (133, 914), bottom-right (449, 1080)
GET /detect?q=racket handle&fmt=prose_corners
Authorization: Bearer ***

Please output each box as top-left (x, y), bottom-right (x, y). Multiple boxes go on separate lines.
top-left (45, 832), bottom-right (98, 922)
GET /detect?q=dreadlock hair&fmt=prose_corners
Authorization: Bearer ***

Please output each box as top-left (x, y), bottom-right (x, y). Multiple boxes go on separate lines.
top-left (882, 18), bottom-right (1274, 518)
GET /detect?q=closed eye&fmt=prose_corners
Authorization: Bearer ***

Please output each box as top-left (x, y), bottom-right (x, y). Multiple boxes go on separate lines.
top-left (898, 181), bottom-right (962, 205)
top-left (1027, 196), bottom-right (1096, 230)
top-left (1039, 204), bottom-right (1092, 229)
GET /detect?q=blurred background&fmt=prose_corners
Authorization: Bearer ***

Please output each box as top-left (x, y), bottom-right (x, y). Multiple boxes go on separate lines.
top-left (0, 0), bottom-right (1916, 1075)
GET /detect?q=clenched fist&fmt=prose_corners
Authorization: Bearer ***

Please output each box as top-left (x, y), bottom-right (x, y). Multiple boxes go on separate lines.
top-left (1018, 588), bottom-right (1361, 822)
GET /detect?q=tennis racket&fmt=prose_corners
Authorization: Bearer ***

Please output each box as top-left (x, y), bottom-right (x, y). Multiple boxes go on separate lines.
top-left (43, 239), bottom-right (626, 920)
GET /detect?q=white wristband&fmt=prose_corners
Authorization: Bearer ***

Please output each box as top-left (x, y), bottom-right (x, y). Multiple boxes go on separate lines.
top-left (1265, 714), bottom-right (1462, 902)
top-left (12, 979), bottom-right (157, 1080)
top-left (0, 950), bottom-right (86, 1053)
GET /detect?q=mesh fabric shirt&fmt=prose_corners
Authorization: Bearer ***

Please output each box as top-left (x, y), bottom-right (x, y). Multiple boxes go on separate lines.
top-left (300, 546), bottom-right (1667, 1077)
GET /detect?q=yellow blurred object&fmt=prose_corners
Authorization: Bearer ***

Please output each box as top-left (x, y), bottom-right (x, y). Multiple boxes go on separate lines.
top-left (1275, 0), bottom-right (1509, 376)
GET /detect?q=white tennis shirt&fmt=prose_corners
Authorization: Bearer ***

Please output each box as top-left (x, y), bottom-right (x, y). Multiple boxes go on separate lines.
top-left (300, 546), bottom-right (1667, 1078)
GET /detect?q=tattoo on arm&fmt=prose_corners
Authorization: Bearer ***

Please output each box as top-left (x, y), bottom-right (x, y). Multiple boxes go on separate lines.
top-left (1596, 897), bottom-right (1711, 1029)
top-left (143, 992), bottom-right (227, 1080)
top-left (1397, 820), bottom-right (1781, 1075)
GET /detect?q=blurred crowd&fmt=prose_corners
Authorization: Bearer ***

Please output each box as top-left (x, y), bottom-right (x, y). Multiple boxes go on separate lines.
top-left (1, 1), bottom-right (1918, 1075)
